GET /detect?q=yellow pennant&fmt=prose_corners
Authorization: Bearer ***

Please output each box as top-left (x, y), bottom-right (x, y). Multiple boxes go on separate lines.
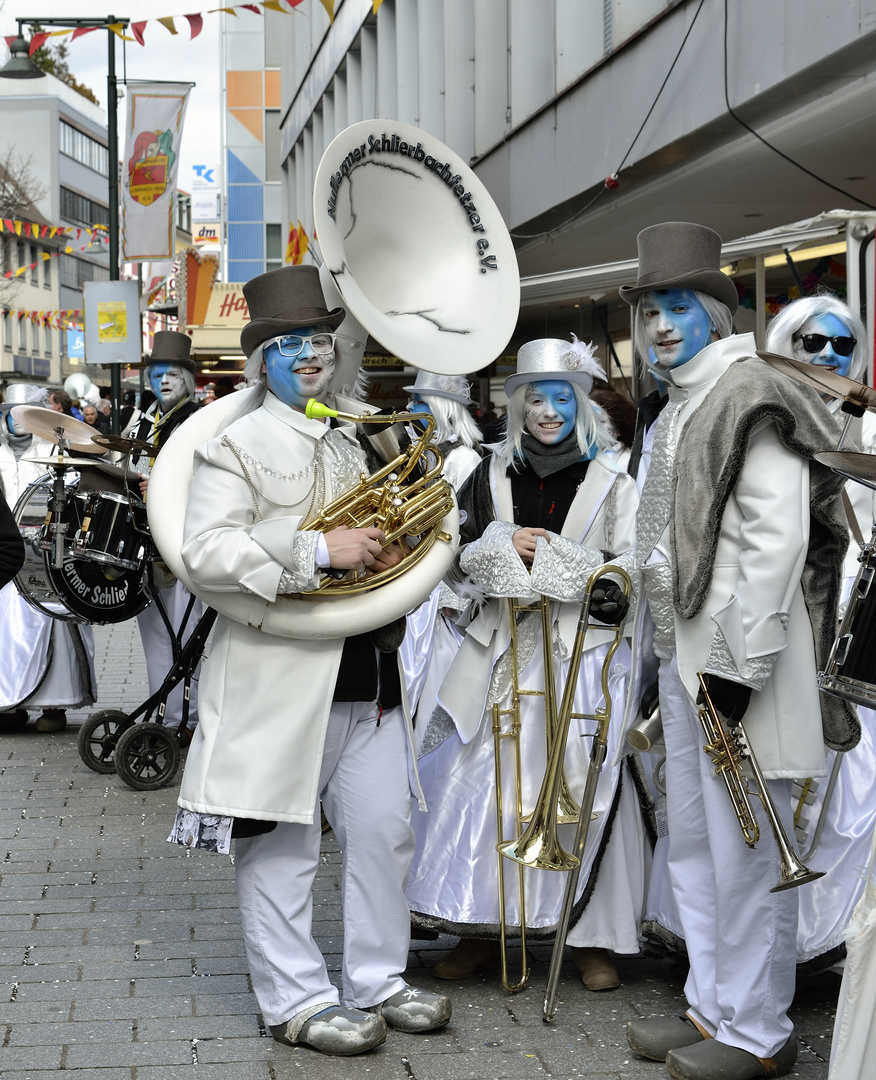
top-left (158, 17), bottom-right (178, 35)
top-left (108, 23), bottom-right (136, 41)
top-left (373, 0), bottom-right (384, 10)
top-left (319, 0), bottom-right (335, 23)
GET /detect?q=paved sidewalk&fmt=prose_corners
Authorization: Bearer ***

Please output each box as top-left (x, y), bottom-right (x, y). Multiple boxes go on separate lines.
top-left (0, 619), bottom-right (839, 1078)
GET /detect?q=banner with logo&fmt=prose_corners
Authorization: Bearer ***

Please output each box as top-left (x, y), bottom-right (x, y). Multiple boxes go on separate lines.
top-left (122, 81), bottom-right (192, 261)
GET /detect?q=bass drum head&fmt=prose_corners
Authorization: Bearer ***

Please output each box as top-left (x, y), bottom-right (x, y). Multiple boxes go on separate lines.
top-left (14, 476), bottom-right (150, 624)
top-left (148, 388), bottom-right (459, 640)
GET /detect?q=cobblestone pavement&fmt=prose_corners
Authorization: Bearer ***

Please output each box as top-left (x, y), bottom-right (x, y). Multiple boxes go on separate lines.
top-left (0, 620), bottom-right (840, 1078)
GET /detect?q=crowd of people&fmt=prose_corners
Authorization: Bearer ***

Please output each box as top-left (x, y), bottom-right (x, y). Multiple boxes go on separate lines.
top-left (0, 220), bottom-right (872, 1079)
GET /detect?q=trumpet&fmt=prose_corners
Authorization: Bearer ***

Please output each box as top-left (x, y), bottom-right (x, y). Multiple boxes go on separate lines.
top-left (303, 399), bottom-right (455, 594)
top-left (696, 672), bottom-right (824, 893)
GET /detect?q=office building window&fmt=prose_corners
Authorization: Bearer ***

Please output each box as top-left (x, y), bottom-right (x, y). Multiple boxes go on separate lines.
top-left (18, 317), bottom-right (27, 352)
top-left (60, 187), bottom-right (108, 229)
top-left (44, 324), bottom-right (52, 357)
top-left (30, 244), bottom-right (38, 285)
top-left (32, 322), bottom-right (40, 357)
top-left (2, 313), bottom-right (10, 351)
top-left (44, 254), bottom-right (51, 289)
top-left (59, 120), bottom-right (109, 176)
top-left (59, 254), bottom-right (110, 289)
top-left (266, 223), bottom-right (282, 273)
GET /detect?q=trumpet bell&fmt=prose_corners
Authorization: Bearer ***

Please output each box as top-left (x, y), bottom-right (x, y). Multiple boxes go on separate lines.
top-left (314, 120), bottom-right (520, 377)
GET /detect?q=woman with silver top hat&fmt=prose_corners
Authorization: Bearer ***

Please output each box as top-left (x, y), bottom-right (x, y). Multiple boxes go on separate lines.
top-left (168, 263), bottom-right (450, 1057)
top-left (0, 383), bottom-right (97, 734)
top-left (406, 337), bottom-right (647, 993)
top-left (130, 331), bottom-right (203, 742)
top-left (400, 370), bottom-right (484, 754)
top-left (764, 297), bottom-right (876, 985)
top-left (619, 223), bottom-right (856, 1080)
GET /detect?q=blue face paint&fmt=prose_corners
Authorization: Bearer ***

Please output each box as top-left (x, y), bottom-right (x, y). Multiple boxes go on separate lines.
top-left (149, 363), bottom-right (188, 412)
top-left (792, 313), bottom-right (855, 380)
top-left (406, 394), bottom-right (431, 415)
top-left (641, 289), bottom-right (714, 369)
top-left (523, 380), bottom-right (577, 445)
top-left (262, 325), bottom-right (336, 412)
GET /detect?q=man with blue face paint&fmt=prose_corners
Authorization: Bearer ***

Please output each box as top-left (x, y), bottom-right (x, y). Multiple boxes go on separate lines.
top-left (619, 224), bottom-right (857, 1080)
top-left (171, 264), bottom-right (451, 1058)
top-left (130, 332), bottom-right (203, 746)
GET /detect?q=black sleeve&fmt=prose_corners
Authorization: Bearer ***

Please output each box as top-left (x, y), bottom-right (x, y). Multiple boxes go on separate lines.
top-left (0, 487), bottom-right (24, 590)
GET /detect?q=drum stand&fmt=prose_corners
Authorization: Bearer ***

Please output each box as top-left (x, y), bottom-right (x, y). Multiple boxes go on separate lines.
top-left (77, 588), bottom-right (218, 791)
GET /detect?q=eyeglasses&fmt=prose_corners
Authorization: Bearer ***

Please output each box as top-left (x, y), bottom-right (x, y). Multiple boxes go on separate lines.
top-left (792, 333), bottom-right (857, 357)
top-left (269, 333), bottom-right (337, 357)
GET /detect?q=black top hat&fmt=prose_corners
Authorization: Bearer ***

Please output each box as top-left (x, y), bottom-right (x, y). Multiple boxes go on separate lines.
top-left (240, 264), bottom-right (345, 357)
top-left (144, 330), bottom-right (197, 373)
top-left (619, 222), bottom-right (739, 315)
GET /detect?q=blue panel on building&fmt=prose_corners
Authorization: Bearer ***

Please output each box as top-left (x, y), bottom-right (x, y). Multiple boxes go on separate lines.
top-left (228, 184), bottom-right (264, 222)
top-left (228, 223), bottom-right (264, 261)
top-left (228, 261), bottom-right (264, 284)
top-left (227, 150), bottom-right (261, 185)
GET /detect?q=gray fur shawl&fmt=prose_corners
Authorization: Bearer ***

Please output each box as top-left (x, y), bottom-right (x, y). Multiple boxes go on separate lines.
top-left (671, 355), bottom-right (859, 753)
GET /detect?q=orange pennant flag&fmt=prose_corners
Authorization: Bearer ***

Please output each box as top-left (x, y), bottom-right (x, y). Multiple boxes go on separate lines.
top-left (296, 220), bottom-right (309, 264)
top-left (285, 225), bottom-right (298, 265)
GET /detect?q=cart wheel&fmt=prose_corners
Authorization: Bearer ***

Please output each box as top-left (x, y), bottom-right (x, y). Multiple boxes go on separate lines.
top-left (114, 722), bottom-right (181, 791)
top-left (77, 710), bottom-right (134, 774)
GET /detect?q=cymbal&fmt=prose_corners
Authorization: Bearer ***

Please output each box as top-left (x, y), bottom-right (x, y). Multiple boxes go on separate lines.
top-left (757, 351), bottom-right (876, 412)
top-left (814, 451), bottom-right (876, 492)
top-left (10, 405), bottom-right (100, 452)
top-left (92, 433), bottom-right (157, 456)
top-left (25, 456), bottom-right (106, 469)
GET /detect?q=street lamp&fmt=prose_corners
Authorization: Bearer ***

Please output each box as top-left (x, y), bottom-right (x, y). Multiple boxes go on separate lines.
top-left (0, 16), bottom-right (129, 434)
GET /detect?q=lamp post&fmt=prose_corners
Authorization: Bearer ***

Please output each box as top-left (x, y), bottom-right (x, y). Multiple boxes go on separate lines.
top-left (0, 16), bottom-right (129, 434)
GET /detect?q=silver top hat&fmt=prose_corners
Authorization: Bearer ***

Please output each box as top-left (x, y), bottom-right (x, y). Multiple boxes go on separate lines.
top-left (403, 370), bottom-right (475, 405)
top-left (505, 336), bottom-right (606, 398)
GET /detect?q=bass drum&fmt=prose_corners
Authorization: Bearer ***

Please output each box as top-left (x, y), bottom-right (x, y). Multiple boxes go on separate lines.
top-left (14, 473), bottom-right (150, 624)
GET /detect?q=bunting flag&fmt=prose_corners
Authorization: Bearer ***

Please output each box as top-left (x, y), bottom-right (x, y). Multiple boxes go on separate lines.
top-left (296, 220), bottom-right (309, 264)
top-left (3, 0), bottom-right (337, 55)
top-left (1, 308), bottom-right (84, 330)
top-left (1, 233), bottom-right (110, 280)
top-left (0, 220), bottom-right (108, 241)
top-left (122, 82), bottom-right (192, 261)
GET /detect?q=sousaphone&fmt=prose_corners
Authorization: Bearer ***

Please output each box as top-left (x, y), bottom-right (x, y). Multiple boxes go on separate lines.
top-left (147, 121), bottom-right (520, 638)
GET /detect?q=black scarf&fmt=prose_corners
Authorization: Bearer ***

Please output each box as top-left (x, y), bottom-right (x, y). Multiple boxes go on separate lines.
top-left (520, 430), bottom-right (584, 477)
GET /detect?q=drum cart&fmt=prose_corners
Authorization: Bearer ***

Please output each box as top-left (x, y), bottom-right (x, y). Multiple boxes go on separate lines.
top-left (77, 583), bottom-right (217, 791)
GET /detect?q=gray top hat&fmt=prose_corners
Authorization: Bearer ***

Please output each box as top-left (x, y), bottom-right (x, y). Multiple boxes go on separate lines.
top-left (403, 370), bottom-right (476, 406)
top-left (505, 337), bottom-right (606, 398)
top-left (144, 330), bottom-right (196, 373)
top-left (240, 264), bottom-right (344, 357)
top-left (619, 221), bottom-right (739, 314)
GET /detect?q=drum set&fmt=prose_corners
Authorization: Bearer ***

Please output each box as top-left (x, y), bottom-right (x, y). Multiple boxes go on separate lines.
top-left (8, 405), bottom-right (213, 790)
top-left (759, 352), bottom-right (876, 709)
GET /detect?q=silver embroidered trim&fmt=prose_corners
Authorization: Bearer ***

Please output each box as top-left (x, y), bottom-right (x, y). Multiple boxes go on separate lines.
top-left (637, 392), bottom-right (685, 561)
top-left (223, 435), bottom-right (317, 482)
top-left (277, 531), bottom-right (322, 594)
top-left (418, 705), bottom-right (458, 758)
top-left (604, 479), bottom-right (618, 556)
top-left (437, 579), bottom-right (467, 614)
top-left (487, 609), bottom-right (541, 708)
top-left (641, 561), bottom-right (676, 651)
top-left (325, 427), bottom-right (368, 499)
top-left (529, 534), bottom-right (603, 602)
top-left (705, 626), bottom-right (778, 692)
top-left (459, 519), bottom-right (532, 598)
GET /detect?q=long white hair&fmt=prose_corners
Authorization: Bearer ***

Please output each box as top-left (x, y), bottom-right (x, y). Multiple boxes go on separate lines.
top-left (495, 381), bottom-right (618, 470)
top-left (765, 293), bottom-right (868, 384)
top-left (416, 394), bottom-right (482, 449)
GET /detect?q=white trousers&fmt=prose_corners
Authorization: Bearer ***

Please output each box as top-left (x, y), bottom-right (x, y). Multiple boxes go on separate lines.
top-left (136, 579), bottom-right (202, 727)
top-left (659, 652), bottom-right (797, 1059)
top-left (234, 702), bottom-right (415, 1027)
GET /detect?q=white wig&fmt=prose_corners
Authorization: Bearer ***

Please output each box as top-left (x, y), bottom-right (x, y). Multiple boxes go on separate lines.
top-left (413, 393), bottom-right (482, 449)
top-left (765, 293), bottom-right (868, 384)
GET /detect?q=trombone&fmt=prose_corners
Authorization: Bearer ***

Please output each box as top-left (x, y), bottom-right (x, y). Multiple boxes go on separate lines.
top-left (492, 565), bottom-right (632, 1000)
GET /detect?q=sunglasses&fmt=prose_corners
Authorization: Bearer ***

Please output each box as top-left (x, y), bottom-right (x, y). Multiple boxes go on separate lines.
top-left (792, 333), bottom-right (857, 357)
top-left (270, 333), bottom-right (337, 357)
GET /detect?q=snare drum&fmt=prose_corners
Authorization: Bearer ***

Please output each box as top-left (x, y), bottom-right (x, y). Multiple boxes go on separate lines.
top-left (14, 474), bottom-right (150, 624)
top-left (72, 490), bottom-right (149, 571)
top-left (818, 539), bottom-right (876, 708)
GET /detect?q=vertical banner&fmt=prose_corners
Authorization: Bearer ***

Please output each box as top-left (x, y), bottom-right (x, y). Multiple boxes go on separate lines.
top-left (122, 81), bottom-right (192, 262)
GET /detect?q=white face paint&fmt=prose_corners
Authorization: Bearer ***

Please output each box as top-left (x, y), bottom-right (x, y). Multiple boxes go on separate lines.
top-left (523, 380), bottom-right (577, 445)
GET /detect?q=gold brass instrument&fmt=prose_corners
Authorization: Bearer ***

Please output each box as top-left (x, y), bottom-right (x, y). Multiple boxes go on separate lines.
top-left (696, 672), bottom-right (825, 892)
top-left (492, 566), bottom-right (632, 1000)
top-left (303, 399), bottom-right (455, 595)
